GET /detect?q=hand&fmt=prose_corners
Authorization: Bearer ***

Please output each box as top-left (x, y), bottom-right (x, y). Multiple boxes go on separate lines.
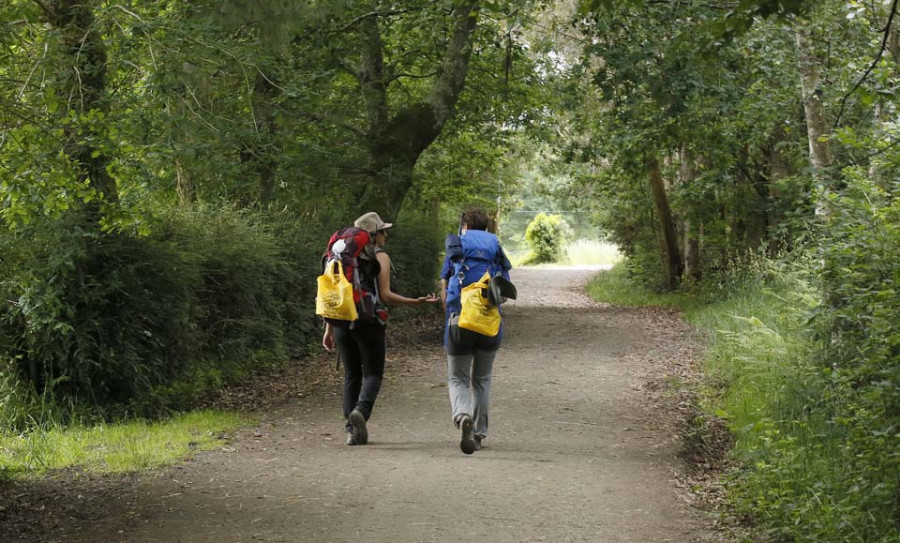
top-left (418, 293), bottom-right (440, 304)
top-left (322, 329), bottom-right (334, 353)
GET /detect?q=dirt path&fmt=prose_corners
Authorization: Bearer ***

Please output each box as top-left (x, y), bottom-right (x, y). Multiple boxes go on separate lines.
top-left (4, 268), bottom-right (721, 543)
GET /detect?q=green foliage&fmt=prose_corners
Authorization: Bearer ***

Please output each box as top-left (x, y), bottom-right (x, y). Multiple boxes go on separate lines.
top-left (383, 208), bottom-right (444, 309)
top-left (2, 0), bottom-right (513, 428)
top-left (524, 212), bottom-right (572, 263)
top-left (587, 263), bottom-right (689, 308)
top-left (804, 172), bottom-right (900, 538)
top-left (588, 253), bottom-right (900, 542)
top-left (0, 207), bottom-right (323, 426)
top-left (561, 0), bottom-right (880, 289)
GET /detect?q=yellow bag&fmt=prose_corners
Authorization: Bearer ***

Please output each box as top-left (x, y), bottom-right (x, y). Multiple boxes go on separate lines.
top-left (458, 271), bottom-right (501, 336)
top-left (315, 260), bottom-right (359, 321)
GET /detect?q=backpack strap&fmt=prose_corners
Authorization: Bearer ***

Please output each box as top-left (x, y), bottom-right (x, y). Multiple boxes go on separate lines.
top-left (363, 245), bottom-right (384, 305)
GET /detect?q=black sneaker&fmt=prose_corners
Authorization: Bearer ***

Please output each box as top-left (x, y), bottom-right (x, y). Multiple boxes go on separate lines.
top-left (348, 409), bottom-right (368, 445)
top-left (459, 415), bottom-right (476, 455)
top-left (346, 432), bottom-right (358, 446)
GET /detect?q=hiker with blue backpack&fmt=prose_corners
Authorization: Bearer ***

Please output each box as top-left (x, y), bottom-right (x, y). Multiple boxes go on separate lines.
top-left (319, 211), bottom-right (439, 446)
top-left (441, 208), bottom-right (515, 454)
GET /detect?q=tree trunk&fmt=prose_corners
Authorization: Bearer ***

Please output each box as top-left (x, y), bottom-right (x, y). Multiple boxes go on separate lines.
top-left (678, 147), bottom-right (701, 281)
top-left (794, 26), bottom-right (832, 213)
top-left (251, 72), bottom-right (280, 206)
top-left (647, 156), bottom-right (683, 290)
top-left (42, 0), bottom-right (118, 204)
top-left (735, 145), bottom-right (770, 252)
top-left (360, 153), bottom-right (416, 219)
top-left (175, 158), bottom-right (194, 205)
top-left (356, 1), bottom-right (480, 216)
top-left (762, 125), bottom-right (792, 251)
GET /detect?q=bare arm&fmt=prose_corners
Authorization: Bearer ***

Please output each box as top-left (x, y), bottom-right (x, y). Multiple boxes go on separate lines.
top-left (376, 252), bottom-right (438, 306)
top-left (322, 321), bottom-right (334, 352)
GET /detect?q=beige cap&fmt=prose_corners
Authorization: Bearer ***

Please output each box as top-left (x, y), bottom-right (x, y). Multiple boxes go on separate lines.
top-left (354, 211), bottom-right (393, 233)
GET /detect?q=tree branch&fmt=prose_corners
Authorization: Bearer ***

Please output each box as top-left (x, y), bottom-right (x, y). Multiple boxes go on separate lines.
top-left (332, 7), bottom-right (426, 34)
top-left (385, 71), bottom-right (438, 84)
top-left (834, 0), bottom-right (899, 128)
top-left (31, 0), bottom-right (54, 19)
top-left (296, 111), bottom-right (366, 138)
top-left (645, 0), bottom-right (737, 8)
top-left (357, 15), bottom-right (389, 133)
top-left (424, 0), bottom-right (480, 128)
top-left (863, 134), bottom-right (900, 160)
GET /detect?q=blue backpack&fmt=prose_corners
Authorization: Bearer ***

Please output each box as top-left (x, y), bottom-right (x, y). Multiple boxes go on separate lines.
top-left (445, 230), bottom-right (506, 310)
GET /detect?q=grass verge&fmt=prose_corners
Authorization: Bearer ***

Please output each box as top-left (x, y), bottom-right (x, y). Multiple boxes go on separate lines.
top-left (586, 262), bottom-right (893, 542)
top-left (0, 410), bottom-right (252, 479)
top-left (587, 262), bottom-right (817, 451)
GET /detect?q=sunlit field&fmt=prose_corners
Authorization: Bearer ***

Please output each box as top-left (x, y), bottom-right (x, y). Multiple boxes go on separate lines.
top-left (509, 239), bottom-right (622, 268)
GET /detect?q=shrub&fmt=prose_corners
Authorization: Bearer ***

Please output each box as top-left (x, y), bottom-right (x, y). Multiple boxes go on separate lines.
top-left (0, 206), bottom-right (324, 426)
top-left (524, 212), bottom-right (572, 264)
top-left (589, 252), bottom-right (900, 542)
top-left (387, 209), bottom-right (443, 301)
top-left (809, 171), bottom-right (900, 539)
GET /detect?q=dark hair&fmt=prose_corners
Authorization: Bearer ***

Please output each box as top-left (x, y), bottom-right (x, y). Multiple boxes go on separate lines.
top-left (462, 208), bottom-right (489, 231)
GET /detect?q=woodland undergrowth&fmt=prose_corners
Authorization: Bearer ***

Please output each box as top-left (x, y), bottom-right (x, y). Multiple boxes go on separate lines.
top-left (589, 231), bottom-right (900, 543)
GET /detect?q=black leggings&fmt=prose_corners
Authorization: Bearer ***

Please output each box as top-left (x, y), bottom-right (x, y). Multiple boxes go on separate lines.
top-left (333, 323), bottom-right (386, 427)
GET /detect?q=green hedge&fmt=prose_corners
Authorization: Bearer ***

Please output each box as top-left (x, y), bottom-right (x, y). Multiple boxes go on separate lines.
top-left (0, 204), bottom-right (445, 428)
top-left (0, 207), bottom-right (325, 426)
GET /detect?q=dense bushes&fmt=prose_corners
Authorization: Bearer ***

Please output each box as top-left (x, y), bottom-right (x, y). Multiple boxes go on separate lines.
top-left (0, 207), bottom-right (326, 426)
top-left (809, 173), bottom-right (899, 539)
top-left (717, 220), bottom-right (900, 542)
top-left (712, 175), bottom-right (900, 542)
top-left (524, 212), bottom-right (572, 263)
top-left (589, 239), bottom-right (899, 542)
top-left (685, 239), bottom-right (900, 542)
top-left (386, 209), bottom-right (444, 303)
top-left (0, 204), bottom-right (444, 428)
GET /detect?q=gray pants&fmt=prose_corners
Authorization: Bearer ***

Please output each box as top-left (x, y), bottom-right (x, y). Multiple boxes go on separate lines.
top-left (447, 350), bottom-right (496, 439)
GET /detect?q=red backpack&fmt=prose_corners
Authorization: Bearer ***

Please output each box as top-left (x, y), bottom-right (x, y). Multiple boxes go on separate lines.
top-left (322, 227), bottom-right (380, 322)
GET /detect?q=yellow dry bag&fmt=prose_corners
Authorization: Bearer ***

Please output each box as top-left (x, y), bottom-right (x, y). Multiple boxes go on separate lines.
top-left (315, 260), bottom-right (359, 321)
top-left (458, 271), bottom-right (501, 336)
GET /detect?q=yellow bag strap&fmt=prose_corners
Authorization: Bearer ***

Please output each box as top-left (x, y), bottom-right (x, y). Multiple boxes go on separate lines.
top-left (462, 271), bottom-right (491, 293)
top-left (324, 259), bottom-right (344, 279)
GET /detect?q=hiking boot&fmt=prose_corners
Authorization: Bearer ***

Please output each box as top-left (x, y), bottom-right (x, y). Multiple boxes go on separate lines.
top-left (459, 415), bottom-right (476, 455)
top-left (474, 436), bottom-right (483, 451)
top-left (348, 409), bottom-right (368, 445)
top-left (346, 432), bottom-right (358, 446)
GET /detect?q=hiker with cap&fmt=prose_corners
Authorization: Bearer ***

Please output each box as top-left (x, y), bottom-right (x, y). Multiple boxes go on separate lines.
top-left (440, 207), bottom-right (515, 454)
top-left (322, 211), bottom-right (439, 445)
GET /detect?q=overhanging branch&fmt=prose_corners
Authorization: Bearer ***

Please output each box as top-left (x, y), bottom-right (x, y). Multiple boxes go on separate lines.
top-left (833, 0), bottom-right (899, 128)
top-left (296, 111), bottom-right (366, 138)
top-left (31, 0), bottom-right (54, 19)
top-left (331, 7), bottom-right (427, 34)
